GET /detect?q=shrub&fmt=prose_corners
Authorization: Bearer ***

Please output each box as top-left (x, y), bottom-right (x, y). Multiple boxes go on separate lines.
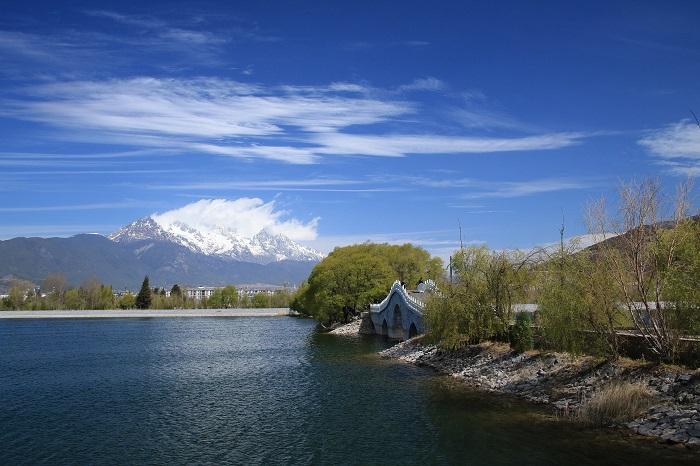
top-left (578, 382), bottom-right (654, 425)
top-left (511, 313), bottom-right (534, 353)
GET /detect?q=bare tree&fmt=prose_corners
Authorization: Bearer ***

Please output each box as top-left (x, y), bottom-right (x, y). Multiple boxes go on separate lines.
top-left (587, 178), bottom-right (691, 360)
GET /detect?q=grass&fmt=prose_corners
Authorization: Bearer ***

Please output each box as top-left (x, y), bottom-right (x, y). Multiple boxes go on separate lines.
top-left (578, 382), bottom-right (655, 426)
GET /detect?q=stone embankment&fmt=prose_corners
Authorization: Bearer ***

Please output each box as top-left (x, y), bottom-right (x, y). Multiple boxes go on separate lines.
top-left (379, 337), bottom-right (700, 448)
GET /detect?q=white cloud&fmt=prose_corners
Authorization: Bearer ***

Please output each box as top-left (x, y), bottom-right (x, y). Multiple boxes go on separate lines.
top-left (639, 120), bottom-right (700, 174)
top-left (6, 77), bottom-right (586, 164)
top-left (152, 198), bottom-right (319, 241)
top-left (0, 200), bottom-right (161, 213)
top-left (397, 77), bottom-right (446, 92)
top-left (458, 178), bottom-right (593, 199)
top-left (313, 132), bottom-right (583, 156)
top-left (639, 120), bottom-right (700, 159)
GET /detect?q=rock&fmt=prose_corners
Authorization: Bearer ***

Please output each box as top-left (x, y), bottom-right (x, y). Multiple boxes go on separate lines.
top-left (670, 432), bottom-right (690, 443)
top-left (687, 437), bottom-right (700, 446)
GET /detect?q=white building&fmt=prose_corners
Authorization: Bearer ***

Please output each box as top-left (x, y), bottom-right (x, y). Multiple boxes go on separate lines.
top-left (185, 286), bottom-right (220, 301)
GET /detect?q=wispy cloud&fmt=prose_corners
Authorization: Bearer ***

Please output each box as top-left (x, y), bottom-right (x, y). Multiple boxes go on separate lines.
top-left (0, 224), bottom-right (119, 239)
top-left (396, 77), bottom-right (446, 93)
top-left (0, 200), bottom-right (162, 213)
top-left (313, 132), bottom-right (582, 157)
top-left (84, 10), bottom-right (225, 45)
top-left (0, 31), bottom-right (56, 61)
top-left (5, 77), bottom-right (586, 164)
top-left (387, 175), bottom-right (595, 198)
top-left (459, 178), bottom-right (594, 199)
top-left (85, 10), bottom-right (278, 44)
top-left (639, 119), bottom-right (700, 174)
top-left (140, 178), bottom-right (399, 192)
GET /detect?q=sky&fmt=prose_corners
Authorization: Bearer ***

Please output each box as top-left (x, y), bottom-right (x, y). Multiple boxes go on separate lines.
top-left (1, 0), bottom-right (700, 260)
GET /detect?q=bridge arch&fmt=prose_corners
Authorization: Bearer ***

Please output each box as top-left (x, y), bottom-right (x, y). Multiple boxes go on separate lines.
top-left (368, 281), bottom-right (428, 341)
top-left (393, 304), bottom-right (402, 329)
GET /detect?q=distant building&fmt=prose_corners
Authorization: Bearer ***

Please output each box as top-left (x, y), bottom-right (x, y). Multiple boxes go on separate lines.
top-left (236, 284), bottom-right (293, 297)
top-left (185, 286), bottom-right (220, 301)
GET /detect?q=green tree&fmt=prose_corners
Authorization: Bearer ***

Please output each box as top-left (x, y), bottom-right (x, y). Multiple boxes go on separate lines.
top-left (8, 280), bottom-right (32, 310)
top-left (426, 245), bottom-right (536, 349)
top-left (207, 286), bottom-right (238, 308)
top-left (118, 293), bottom-right (136, 309)
top-left (270, 289), bottom-right (292, 308)
top-left (135, 276), bottom-right (152, 310)
top-left (64, 288), bottom-right (82, 310)
top-left (292, 245), bottom-right (395, 324)
top-left (252, 292), bottom-right (269, 308)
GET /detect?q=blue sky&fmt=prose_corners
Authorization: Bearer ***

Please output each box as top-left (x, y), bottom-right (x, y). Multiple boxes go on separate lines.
top-left (1, 0), bottom-right (700, 259)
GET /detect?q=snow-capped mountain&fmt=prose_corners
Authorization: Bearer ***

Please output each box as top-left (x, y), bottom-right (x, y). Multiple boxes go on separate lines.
top-left (109, 216), bottom-right (323, 264)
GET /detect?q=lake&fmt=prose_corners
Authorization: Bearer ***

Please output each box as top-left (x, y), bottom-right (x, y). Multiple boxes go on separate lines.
top-left (0, 317), bottom-right (696, 465)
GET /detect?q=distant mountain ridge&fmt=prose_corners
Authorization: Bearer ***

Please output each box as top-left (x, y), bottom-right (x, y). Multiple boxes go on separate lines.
top-left (109, 216), bottom-right (323, 264)
top-left (0, 234), bottom-right (317, 292)
top-left (0, 210), bottom-right (326, 291)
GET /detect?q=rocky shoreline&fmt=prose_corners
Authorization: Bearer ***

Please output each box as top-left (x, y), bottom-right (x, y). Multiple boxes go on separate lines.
top-left (328, 318), bottom-right (362, 335)
top-left (377, 336), bottom-right (700, 448)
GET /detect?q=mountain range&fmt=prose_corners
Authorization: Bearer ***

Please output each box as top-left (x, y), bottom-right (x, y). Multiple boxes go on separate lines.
top-left (0, 216), bottom-right (323, 292)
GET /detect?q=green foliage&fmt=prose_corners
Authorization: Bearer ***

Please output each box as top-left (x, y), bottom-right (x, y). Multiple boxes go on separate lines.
top-left (426, 245), bottom-right (534, 349)
top-left (659, 218), bottom-right (700, 335)
top-left (269, 289), bottom-right (292, 308)
top-left (118, 293), bottom-right (136, 309)
top-left (291, 243), bottom-right (441, 324)
top-left (208, 285), bottom-right (238, 308)
top-left (135, 276), bottom-right (152, 310)
top-left (252, 292), bottom-right (270, 308)
top-left (64, 288), bottom-right (82, 310)
top-left (0, 296), bottom-right (11, 310)
top-left (7, 280), bottom-right (32, 310)
top-left (511, 313), bottom-right (534, 353)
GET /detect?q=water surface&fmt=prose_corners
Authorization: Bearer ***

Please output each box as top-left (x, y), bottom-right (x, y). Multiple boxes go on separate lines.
top-left (0, 317), bottom-right (696, 465)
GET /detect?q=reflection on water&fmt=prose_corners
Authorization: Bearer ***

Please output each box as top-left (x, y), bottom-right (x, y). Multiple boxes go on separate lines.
top-left (0, 317), bottom-right (696, 465)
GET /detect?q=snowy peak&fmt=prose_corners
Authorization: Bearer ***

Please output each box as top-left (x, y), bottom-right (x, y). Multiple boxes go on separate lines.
top-left (108, 217), bottom-right (173, 243)
top-left (108, 216), bottom-right (323, 264)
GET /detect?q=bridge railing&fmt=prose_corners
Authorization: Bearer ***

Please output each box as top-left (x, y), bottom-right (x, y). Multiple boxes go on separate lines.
top-left (370, 280), bottom-right (426, 314)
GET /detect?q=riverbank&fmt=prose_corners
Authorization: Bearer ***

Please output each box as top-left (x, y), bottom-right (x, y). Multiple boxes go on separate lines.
top-left (0, 308), bottom-right (294, 319)
top-left (378, 337), bottom-right (700, 448)
top-left (328, 318), bottom-right (362, 335)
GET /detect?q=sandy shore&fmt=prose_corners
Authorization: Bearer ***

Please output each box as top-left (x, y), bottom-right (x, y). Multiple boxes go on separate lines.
top-left (0, 308), bottom-right (294, 319)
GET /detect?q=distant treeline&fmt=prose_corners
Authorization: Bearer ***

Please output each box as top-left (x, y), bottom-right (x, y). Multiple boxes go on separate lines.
top-left (0, 275), bottom-right (293, 311)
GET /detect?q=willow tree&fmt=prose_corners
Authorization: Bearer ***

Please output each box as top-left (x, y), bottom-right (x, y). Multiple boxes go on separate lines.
top-left (426, 245), bottom-right (536, 348)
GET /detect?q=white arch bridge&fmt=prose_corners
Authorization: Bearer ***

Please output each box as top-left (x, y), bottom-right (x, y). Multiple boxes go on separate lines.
top-left (364, 281), bottom-right (429, 340)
